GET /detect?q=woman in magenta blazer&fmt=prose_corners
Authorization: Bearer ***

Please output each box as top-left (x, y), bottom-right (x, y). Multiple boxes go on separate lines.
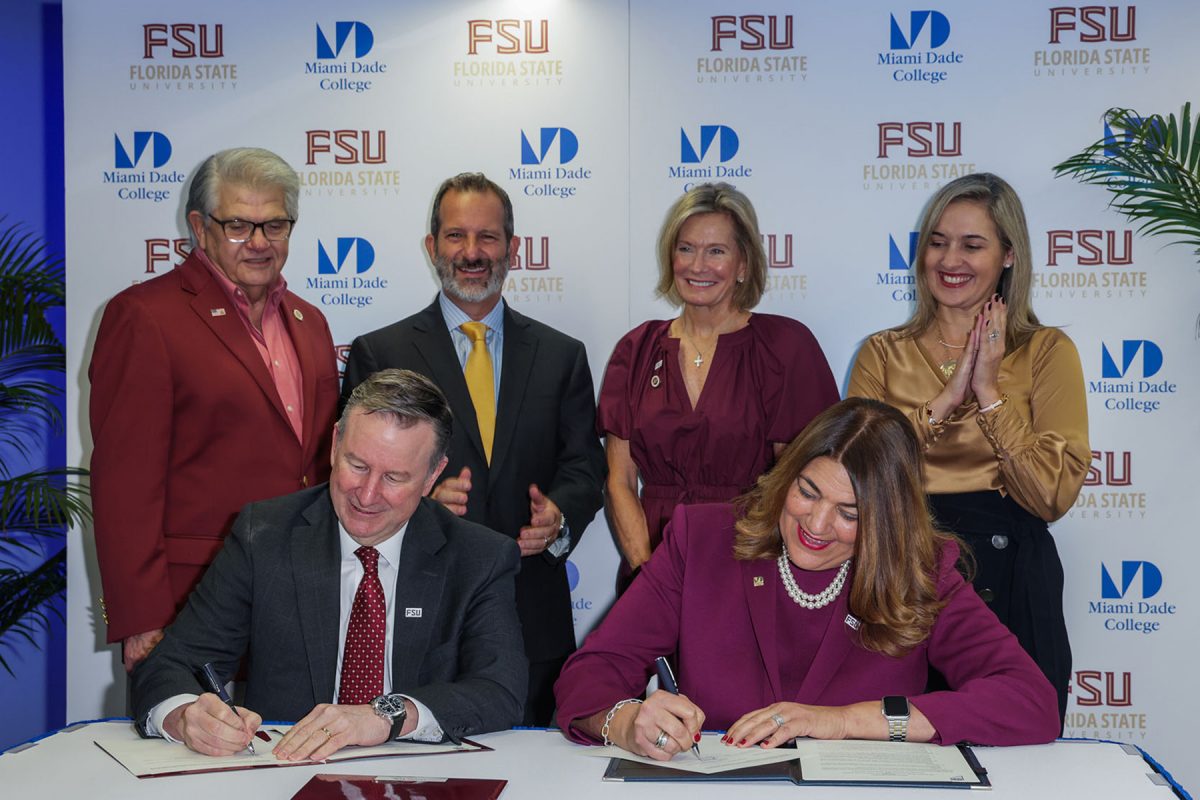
top-left (555, 398), bottom-right (1060, 758)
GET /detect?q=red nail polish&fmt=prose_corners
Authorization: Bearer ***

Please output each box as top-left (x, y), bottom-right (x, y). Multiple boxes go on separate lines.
top-left (739, 738), bottom-right (747, 745)
top-left (694, 733), bottom-right (701, 743)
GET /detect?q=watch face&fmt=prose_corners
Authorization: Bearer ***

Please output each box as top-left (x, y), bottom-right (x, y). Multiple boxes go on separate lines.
top-left (882, 696), bottom-right (909, 717)
top-left (374, 695), bottom-right (406, 717)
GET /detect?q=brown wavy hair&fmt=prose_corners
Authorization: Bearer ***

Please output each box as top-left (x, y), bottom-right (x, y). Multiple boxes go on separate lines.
top-left (734, 398), bottom-right (956, 656)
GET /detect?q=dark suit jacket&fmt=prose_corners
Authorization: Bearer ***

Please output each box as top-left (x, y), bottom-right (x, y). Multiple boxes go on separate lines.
top-left (341, 298), bottom-right (605, 662)
top-left (89, 252), bottom-right (340, 642)
top-left (132, 489), bottom-right (527, 739)
top-left (555, 503), bottom-right (1061, 747)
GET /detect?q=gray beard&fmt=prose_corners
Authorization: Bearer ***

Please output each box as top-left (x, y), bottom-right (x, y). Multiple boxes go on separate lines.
top-left (434, 253), bottom-right (508, 304)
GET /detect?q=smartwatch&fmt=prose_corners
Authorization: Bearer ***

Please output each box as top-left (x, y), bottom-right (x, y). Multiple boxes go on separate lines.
top-left (370, 693), bottom-right (409, 740)
top-left (881, 695), bottom-right (909, 742)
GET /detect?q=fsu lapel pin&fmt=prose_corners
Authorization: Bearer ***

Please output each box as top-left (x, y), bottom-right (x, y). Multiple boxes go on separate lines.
top-left (210, 308), bottom-right (226, 317)
top-left (405, 608), bottom-right (422, 618)
top-left (753, 576), bottom-right (764, 587)
top-left (293, 308), bottom-right (304, 321)
top-left (844, 614), bottom-right (861, 630)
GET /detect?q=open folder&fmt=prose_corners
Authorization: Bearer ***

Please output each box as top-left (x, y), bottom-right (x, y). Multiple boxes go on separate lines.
top-left (95, 726), bottom-right (489, 779)
top-left (595, 735), bottom-right (991, 789)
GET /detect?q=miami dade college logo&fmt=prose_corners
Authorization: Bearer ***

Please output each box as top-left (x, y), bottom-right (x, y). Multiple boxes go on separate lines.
top-left (510, 127), bottom-right (591, 199)
top-left (874, 232), bottom-right (918, 302)
top-left (878, 10), bottom-right (962, 84)
top-left (307, 21), bottom-right (386, 93)
top-left (105, 132), bottom-right (184, 203)
top-left (1090, 560), bottom-right (1175, 635)
top-left (521, 128), bottom-right (577, 165)
top-left (1101, 340), bottom-right (1161, 379)
top-left (681, 125), bottom-right (739, 163)
top-left (318, 237), bottom-right (375, 275)
top-left (670, 125), bottom-right (751, 189)
top-left (317, 21), bottom-right (373, 59)
top-left (115, 131), bottom-right (171, 169)
top-left (1101, 561), bottom-right (1160, 600)
top-left (1090, 340), bottom-right (1175, 415)
top-left (308, 237), bottom-right (386, 309)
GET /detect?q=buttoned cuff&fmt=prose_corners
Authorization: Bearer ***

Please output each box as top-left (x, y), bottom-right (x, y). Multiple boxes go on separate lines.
top-left (145, 693), bottom-right (199, 742)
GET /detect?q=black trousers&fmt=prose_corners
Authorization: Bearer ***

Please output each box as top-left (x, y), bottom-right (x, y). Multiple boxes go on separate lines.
top-left (525, 655), bottom-right (569, 727)
top-left (928, 491), bottom-right (1072, 727)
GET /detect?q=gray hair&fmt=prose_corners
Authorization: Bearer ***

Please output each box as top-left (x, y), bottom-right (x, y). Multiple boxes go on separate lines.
top-left (429, 172), bottom-right (515, 242)
top-left (338, 369), bottom-right (453, 472)
top-left (186, 147), bottom-right (300, 246)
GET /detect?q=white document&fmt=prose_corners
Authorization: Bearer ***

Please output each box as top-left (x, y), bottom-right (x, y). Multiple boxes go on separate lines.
top-left (584, 732), bottom-right (802, 775)
top-left (94, 726), bottom-right (484, 778)
top-left (793, 739), bottom-right (982, 784)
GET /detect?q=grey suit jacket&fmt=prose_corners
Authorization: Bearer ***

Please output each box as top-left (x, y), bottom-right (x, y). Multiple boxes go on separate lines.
top-left (341, 298), bottom-right (605, 662)
top-left (131, 486), bottom-right (527, 740)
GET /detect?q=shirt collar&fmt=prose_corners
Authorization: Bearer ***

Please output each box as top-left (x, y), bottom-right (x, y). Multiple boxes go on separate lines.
top-left (438, 291), bottom-right (505, 336)
top-left (337, 520), bottom-right (408, 570)
top-left (194, 245), bottom-right (288, 311)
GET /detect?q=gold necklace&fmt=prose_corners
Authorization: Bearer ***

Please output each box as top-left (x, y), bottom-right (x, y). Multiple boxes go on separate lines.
top-left (935, 322), bottom-right (966, 379)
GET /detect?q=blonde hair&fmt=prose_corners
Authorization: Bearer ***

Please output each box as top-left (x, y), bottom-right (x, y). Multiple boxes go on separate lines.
top-left (654, 183), bottom-right (766, 310)
top-left (897, 172), bottom-right (1041, 350)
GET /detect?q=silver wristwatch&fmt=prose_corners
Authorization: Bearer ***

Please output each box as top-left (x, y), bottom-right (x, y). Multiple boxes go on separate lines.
top-left (882, 695), bottom-right (909, 742)
top-left (370, 693), bottom-right (409, 740)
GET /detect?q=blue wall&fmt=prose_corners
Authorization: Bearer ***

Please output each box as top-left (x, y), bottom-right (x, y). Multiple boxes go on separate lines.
top-left (0, 0), bottom-right (67, 750)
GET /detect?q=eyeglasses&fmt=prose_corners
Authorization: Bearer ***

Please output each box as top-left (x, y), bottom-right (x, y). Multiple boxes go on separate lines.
top-left (208, 215), bottom-right (296, 243)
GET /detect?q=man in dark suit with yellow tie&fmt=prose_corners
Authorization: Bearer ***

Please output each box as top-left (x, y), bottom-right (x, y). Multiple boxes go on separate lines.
top-left (341, 173), bottom-right (605, 725)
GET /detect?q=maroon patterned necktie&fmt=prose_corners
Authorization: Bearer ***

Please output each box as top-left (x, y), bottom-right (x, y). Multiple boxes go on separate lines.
top-left (338, 546), bottom-right (386, 705)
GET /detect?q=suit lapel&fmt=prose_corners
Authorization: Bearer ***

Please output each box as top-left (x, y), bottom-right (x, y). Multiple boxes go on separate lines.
top-left (489, 305), bottom-right (537, 487)
top-left (291, 490), bottom-right (343, 703)
top-left (794, 578), bottom-right (856, 703)
top-left (741, 558), bottom-right (783, 701)
top-left (389, 501), bottom-right (446, 691)
top-left (411, 301), bottom-right (488, 462)
top-left (181, 256), bottom-right (291, 426)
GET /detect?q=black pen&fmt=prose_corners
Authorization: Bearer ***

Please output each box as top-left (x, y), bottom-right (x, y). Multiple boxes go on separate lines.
top-left (654, 656), bottom-right (701, 759)
top-left (200, 662), bottom-right (256, 755)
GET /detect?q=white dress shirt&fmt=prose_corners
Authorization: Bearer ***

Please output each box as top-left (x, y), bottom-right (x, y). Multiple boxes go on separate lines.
top-left (145, 522), bottom-right (443, 743)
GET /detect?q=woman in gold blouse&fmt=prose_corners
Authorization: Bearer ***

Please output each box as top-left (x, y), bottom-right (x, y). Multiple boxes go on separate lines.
top-left (848, 173), bottom-right (1088, 724)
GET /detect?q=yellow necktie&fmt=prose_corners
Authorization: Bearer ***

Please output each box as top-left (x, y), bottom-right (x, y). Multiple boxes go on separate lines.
top-left (460, 321), bottom-right (495, 463)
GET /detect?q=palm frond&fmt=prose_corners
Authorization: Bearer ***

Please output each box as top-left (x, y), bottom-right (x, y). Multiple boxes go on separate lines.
top-left (1054, 103), bottom-right (1200, 254)
top-left (0, 220), bottom-right (87, 670)
top-left (0, 549), bottom-right (65, 676)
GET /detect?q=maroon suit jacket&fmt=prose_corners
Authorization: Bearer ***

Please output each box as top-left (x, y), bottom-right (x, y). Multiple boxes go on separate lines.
top-left (89, 252), bottom-right (339, 643)
top-left (555, 503), bottom-right (1060, 746)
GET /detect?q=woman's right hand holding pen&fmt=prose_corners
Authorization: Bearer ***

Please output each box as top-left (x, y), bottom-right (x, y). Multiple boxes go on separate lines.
top-left (611, 690), bottom-right (705, 761)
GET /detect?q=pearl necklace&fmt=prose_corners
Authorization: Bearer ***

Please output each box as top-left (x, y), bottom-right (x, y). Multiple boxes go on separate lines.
top-left (776, 552), bottom-right (851, 610)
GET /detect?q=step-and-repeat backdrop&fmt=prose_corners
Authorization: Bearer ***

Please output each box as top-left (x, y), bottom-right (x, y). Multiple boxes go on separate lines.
top-left (64, 0), bottom-right (1196, 786)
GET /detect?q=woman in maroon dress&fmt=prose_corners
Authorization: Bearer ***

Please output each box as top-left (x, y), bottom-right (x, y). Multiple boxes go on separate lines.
top-left (599, 183), bottom-right (838, 591)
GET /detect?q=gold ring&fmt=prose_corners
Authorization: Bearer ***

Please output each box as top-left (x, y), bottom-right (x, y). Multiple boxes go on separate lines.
top-left (321, 727), bottom-right (333, 739)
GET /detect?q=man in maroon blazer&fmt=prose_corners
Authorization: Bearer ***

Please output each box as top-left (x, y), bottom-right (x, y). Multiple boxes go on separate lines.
top-left (89, 147), bottom-right (340, 672)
